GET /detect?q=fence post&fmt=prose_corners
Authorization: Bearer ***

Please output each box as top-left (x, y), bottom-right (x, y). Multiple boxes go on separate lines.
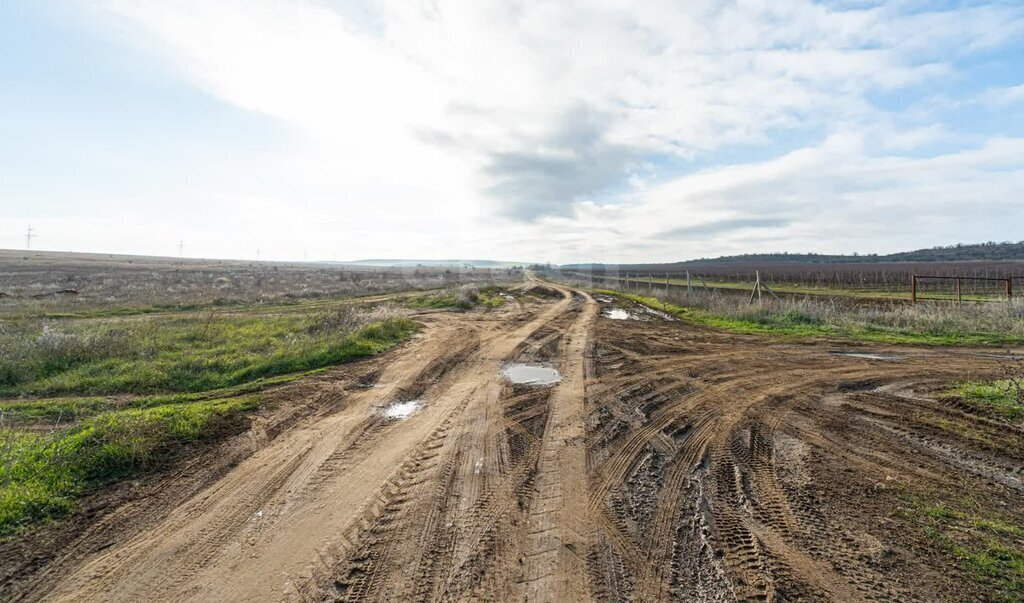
top-left (911, 274), bottom-right (917, 304)
top-left (686, 270), bottom-right (691, 295)
top-left (956, 278), bottom-right (961, 304)
top-left (1008, 278), bottom-right (1013, 301)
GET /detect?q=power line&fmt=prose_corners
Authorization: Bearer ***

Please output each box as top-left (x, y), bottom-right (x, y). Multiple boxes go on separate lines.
top-left (25, 225), bottom-right (35, 250)
top-left (179, 240), bottom-right (185, 257)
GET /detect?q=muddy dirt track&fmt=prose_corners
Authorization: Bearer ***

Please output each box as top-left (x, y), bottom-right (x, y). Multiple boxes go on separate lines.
top-left (3, 283), bottom-right (1022, 602)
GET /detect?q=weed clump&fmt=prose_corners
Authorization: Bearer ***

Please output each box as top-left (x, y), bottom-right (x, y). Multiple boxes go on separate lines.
top-left (403, 285), bottom-right (505, 310)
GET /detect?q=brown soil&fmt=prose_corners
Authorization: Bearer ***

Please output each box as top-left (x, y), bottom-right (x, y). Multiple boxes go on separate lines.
top-left (2, 283), bottom-right (1021, 602)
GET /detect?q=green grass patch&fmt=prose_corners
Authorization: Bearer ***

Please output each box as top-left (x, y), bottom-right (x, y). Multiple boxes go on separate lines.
top-left (901, 497), bottom-right (1024, 601)
top-left (0, 315), bottom-right (418, 397)
top-left (403, 292), bottom-right (470, 309)
top-left (0, 369), bottom-right (329, 425)
top-left (951, 381), bottom-right (1024, 422)
top-left (476, 288), bottom-right (507, 308)
top-left (402, 286), bottom-right (505, 310)
top-left (596, 290), bottom-right (1023, 346)
top-left (0, 396), bottom-right (257, 536)
top-left (0, 300), bottom-right (427, 535)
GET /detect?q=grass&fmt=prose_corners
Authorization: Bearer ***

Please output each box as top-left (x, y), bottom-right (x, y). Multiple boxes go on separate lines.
top-left (951, 381), bottom-right (1024, 422)
top-left (0, 396), bottom-right (257, 536)
top-left (0, 371), bottom-right (319, 425)
top-left (0, 302), bottom-right (425, 534)
top-left (901, 497), bottom-right (1024, 601)
top-left (0, 310), bottom-right (418, 397)
top-left (592, 289), bottom-right (1024, 346)
top-left (401, 285), bottom-right (505, 310)
top-left (604, 275), bottom-right (1009, 303)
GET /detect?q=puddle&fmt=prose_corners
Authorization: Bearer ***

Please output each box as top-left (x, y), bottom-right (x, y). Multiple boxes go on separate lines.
top-left (594, 295), bottom-right (615, 303)
top-left (501, 363), bottom-right (561, 386)
top-left (381, 399), bottom-right (422, 419)
top-left (638, 305), bottom-right (677, 321)
top-left (603, 308), bottom-right (633, 320)
top-left (833, 352), bottom-right (902, 362)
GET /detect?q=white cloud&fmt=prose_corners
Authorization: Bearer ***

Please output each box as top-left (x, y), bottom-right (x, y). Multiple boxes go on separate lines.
top-left (981, 83), bottom-right (1024, 107)
top-left (21, 0), bottom-right (1022, 261)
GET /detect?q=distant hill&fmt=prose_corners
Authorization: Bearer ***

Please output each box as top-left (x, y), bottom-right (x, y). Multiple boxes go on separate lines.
top-left (562, 241), bottom-right (1024, 270)
top-left (335, 259), bottom-right (525, 268)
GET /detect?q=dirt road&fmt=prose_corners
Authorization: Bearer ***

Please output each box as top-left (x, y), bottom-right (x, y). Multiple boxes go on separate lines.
top-left (4, 284), bottom-right (1022, 601)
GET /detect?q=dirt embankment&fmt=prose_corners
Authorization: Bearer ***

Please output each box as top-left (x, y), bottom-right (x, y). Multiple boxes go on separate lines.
top-left (3, 286), bottom-right (1021, 602)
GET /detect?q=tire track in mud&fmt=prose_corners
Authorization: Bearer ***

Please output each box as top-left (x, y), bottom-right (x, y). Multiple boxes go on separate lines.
top-left (582, 303), bottom-right (1020, 603)
top-left (42, 284), bottom-right (581, 602)
top-left (517, 291), bottom-right (596, 602)
top-left (21, 284), bottom-right (1024, 602)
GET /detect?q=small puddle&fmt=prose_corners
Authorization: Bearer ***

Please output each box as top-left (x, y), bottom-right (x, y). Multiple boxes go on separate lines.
top-left (833, 352), bottom-right (902, 362)
top-left (603, 308), bottom-right (632, 320)
top-left (594, 295), bottom-right (615, 303)
top-left (381, 399), bottom-right (422, 419)
top-left (501, 363), bottom-right (561, 386)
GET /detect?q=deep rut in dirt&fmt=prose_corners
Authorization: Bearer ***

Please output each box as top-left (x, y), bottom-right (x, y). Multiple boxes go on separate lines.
top-left (4, 286), bottom-right (1022, 602)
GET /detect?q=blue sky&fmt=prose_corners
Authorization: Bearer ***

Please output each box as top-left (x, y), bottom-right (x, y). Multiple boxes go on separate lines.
top-left (1, 0), bottom-right (1023, 263)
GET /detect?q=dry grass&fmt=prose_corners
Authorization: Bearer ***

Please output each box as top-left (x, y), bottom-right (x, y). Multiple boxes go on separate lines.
top-left (0, 251), bottom-right (521, 318)
top-left (561, 274), bottom-right (1024, 345)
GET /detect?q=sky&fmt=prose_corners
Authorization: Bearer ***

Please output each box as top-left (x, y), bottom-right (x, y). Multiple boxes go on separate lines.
top-left (1, 0), bottom-right (1023, 264)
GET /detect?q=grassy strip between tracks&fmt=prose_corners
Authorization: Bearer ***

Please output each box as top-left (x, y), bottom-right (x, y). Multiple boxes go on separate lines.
top-left (596, 290), bottom-right (1024, 346)
top-left (0, 308), bottom-right (421, 536)
top-left (0, 312), bottom-right (418, 397)
top-left (400, 284), bottom-right (506, 310)
top-left (0, 396), bottom-right (257, 537)
top-left (901, 497), bottom-right (1024, 601)
top-left (950, 380), bottom-right (1024, 422)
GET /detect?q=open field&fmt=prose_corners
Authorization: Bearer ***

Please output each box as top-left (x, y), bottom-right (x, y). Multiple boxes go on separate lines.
top-left (1, 268), bottom-right (1021, 601)
top-left (0, 250), bottom-right (517, 318)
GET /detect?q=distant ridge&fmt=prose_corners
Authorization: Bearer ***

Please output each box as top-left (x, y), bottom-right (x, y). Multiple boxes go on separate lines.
top-left (562, 241), bottom-right (1024, 269)
top-left (335, 259), bottom-right (525, 268)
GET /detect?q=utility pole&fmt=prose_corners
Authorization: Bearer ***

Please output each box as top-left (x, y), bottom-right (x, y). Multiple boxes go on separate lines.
top-left (179, 240), bottom-right (185, 257)
top-left (25, 225), bottom-right (35, 250)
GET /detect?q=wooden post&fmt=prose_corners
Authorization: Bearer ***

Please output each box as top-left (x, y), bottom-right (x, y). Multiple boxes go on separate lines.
top-left (665, 272), bottom-right (670, 295)
top-left (686, 270), bottom-right (691, 294)
top-left (648, 274), bottom-right (653, 295)
top-left (1007, 278), bottom-right (1013, 301)
top-left (911, 275), bottom-right (917, 304)
top-left (750, 270), bottom-right (762, 303)
top-left (956, 277), bottom-right (961, 304)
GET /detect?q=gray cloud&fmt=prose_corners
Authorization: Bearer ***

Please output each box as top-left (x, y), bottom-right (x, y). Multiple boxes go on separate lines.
top-left (481, 104), bottom-right (637, 221)
top-left (655, 218), bottom-right (789, 240)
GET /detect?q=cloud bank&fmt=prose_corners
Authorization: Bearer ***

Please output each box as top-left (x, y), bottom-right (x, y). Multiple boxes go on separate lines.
top-left (3, 0), bottom-right (1023, 262)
